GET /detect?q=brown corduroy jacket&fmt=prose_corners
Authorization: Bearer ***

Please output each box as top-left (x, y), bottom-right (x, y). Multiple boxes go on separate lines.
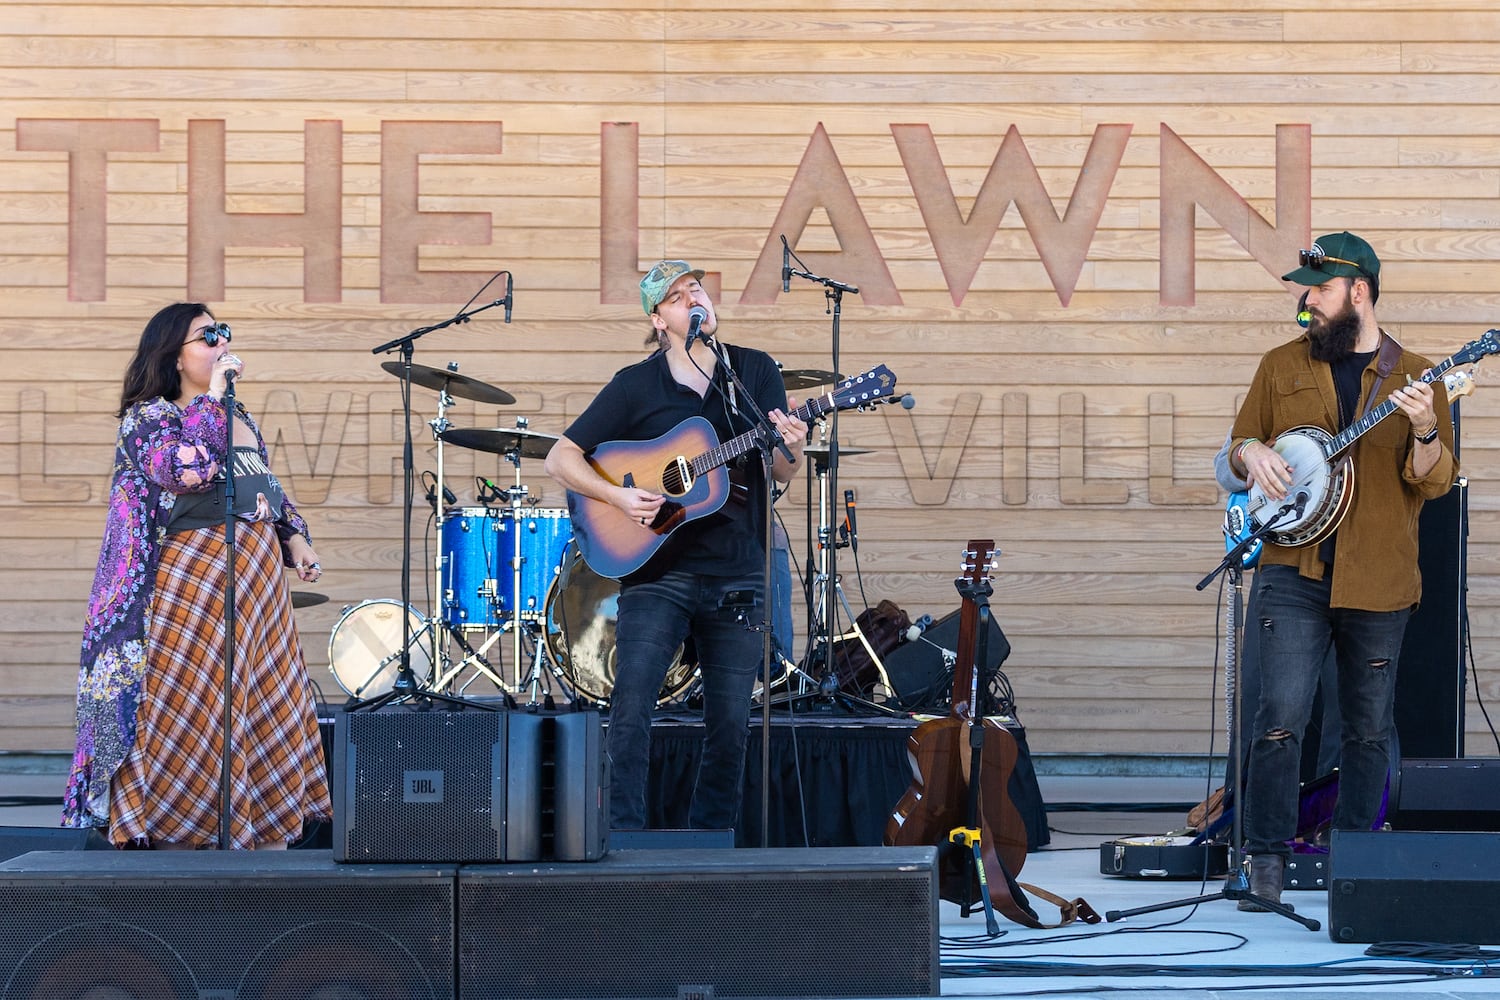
top-left (1230, 332), bottom-right (1458, 612)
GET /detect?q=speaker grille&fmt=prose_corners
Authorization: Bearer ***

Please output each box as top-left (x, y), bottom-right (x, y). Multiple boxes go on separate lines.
top-left (337, 708), bottom-right (519, 862)
top-left (458, 847), bottom-right (939, 998)
top-left (0, 851), bottom-right (454, 999)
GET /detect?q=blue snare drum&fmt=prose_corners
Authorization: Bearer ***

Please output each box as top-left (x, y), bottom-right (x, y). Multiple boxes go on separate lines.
top-left (441, 507), bottom-right (571, 627)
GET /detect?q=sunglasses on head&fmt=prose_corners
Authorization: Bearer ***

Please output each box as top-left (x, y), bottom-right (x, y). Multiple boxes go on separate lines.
top-left (185, 322), bottom-right (232, 347)
top-left (1298, 248), bottom-right (1366, 275)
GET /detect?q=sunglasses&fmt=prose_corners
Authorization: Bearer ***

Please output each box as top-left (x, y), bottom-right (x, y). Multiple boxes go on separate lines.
top-left (1298, 248), bottom-right (1366, 276)
top-left (185, 322), bottom-right (232, 347)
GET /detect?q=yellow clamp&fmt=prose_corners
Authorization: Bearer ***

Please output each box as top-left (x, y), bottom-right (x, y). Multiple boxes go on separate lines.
top-left (948, 827), bottom-right (981, 847)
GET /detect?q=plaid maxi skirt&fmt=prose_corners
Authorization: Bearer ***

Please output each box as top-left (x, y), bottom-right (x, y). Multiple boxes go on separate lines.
top-left (110, 519), bottom-right (331, 848)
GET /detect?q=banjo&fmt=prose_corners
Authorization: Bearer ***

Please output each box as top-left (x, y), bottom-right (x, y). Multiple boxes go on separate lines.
top-left (1242, 329), bottom-right (1498, 548)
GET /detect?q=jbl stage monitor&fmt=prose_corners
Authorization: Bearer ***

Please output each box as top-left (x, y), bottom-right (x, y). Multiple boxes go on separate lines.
top-left (333, 706), bottom-right (543, 863)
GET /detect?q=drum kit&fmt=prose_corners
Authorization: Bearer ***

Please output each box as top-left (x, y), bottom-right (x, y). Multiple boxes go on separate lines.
top-left (325, 360), bottom-right (666, 707)
top-left (323, 359), bottom-right (885, 709)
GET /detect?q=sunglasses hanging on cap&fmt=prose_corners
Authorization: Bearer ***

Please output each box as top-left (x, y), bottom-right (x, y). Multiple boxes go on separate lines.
top-left (1298, 248), bottom-right (1364, 274)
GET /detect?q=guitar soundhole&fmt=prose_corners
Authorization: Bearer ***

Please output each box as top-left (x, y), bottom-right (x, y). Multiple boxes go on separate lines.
top-left (661, 457), bottom-right (693, 497)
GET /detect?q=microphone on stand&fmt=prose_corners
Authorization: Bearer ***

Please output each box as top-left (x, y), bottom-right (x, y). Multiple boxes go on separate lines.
top-left (842, 488), bottom-right (858, 552)
top-left (1292, 490), bottom-right (1310, 518)
top-left (503, 271), bottom-right (513, 323)
top-left (686, 305), bottom-right (708, 347)
top-left (781, 235), bottom-right (792, 293)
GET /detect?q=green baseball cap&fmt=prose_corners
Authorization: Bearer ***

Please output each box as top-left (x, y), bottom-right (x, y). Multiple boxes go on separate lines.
top-left (1282, 231), bottom-right (1380, 285)
top-left (639, 259), bottom-right (705, 315)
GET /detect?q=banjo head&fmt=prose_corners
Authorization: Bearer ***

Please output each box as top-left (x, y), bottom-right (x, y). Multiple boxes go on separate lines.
top-left (1246, 426), bottom-right (1353, 547)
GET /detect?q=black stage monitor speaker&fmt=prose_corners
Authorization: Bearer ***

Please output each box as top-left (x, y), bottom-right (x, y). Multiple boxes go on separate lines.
top-left (458, 846), bottom-right (940, 998)
top-left (1390, 757), bottom-right (1500, 831)
top-left (0, 849), bottom-right (454, 999)
top-left (1328, 830), bottom-right (1500, 944)
top-left (883, 605), bottom-right (1011, 712)
top-left (550, 709), bottom-right (609, 861)
top-left (334, 707), bottom-right (542, 863)
top-left (0, 825), bottom-right (110, 863)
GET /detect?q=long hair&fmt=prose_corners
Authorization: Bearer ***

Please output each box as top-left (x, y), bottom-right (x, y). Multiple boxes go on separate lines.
top-left (116, 302), bottom-right (213, 417)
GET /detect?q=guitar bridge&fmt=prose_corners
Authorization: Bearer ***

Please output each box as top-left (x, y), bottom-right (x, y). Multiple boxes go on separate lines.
top-left (661, 456), bottom-right (695, 497)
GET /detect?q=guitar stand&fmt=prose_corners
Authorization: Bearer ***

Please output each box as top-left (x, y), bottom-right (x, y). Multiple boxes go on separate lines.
top-left (1105, 496), bottom-right (1320, 932)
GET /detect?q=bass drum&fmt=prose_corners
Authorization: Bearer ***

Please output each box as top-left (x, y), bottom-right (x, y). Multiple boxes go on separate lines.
top-left (327, 599), bottom-right (434, 699)
top-left (545, 548), bottom-right (696, 706)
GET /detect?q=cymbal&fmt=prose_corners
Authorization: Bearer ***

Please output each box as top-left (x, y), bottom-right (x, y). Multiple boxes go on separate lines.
top-left (380, 361), bottom-right (515, 405)
top-left (805, 443), bottom-right (873, 459)
top-left (291, 591), bottom-right (328, 610)
top-left (781, 369), bottom-right (842, 391)
top-left (440, 426), bottom-right (560, 460)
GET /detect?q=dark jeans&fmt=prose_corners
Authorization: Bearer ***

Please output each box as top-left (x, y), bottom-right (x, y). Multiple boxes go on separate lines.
top-left (611, 569), bottom-right (764, 831)
top-left (1244, 564), bottom-right (1407, 858)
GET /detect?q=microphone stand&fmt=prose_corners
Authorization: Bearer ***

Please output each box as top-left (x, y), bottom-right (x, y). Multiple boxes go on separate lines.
top-left (361, 276), bottom-right (512, 713)
top-left (691, 332), bottom-right (796, 847)
top-left (217, 373), bottom-right (239, 850)
top-left (782, 258), bottom-right (897, 714)
top-left (1104, 493), bottom-right (1319, 930)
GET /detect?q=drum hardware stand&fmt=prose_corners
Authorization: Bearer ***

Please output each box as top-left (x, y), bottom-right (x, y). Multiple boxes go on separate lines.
top-left (780, 242), bottom-right (901, 717)
top-left (1105, 496), bottom-right (1319, 931)
top-left (364, 273), bottom-right (512, 712)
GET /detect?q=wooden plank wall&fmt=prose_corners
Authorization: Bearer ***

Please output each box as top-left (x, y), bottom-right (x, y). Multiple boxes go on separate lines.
top-left (2, 0), bottom-right (1497, 760)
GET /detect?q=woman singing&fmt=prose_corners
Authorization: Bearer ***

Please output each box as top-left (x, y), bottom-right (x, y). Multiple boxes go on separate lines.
top-left (62, 303), bottom-right (331, 849)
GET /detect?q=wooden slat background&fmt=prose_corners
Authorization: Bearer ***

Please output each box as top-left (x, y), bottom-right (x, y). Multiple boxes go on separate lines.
top-left (3, 0), bottom-right (1498, 760)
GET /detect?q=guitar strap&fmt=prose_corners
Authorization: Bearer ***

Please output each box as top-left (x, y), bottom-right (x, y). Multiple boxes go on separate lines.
top-left (987, 852), bottom-right (1102, 928)
top-left (1360, 331), bottom-right (1403, 419)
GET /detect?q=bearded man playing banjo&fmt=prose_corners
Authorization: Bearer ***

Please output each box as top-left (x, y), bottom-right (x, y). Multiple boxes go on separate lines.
top-left (1227, 231), bottom-right (1460, 912)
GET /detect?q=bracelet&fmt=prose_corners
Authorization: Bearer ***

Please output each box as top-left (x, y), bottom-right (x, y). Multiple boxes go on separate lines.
top-left (1235, 437), bottom-right (1259, 467)
top-left (1415, 424), bottom-right (1439, 444)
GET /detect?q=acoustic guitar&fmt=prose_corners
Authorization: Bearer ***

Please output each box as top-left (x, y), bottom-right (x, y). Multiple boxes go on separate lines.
top-left (567, 365), bottom-right (896, 579)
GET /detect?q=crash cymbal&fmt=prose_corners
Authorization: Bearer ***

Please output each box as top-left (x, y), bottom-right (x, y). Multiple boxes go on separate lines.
top-left (780, 369), bottom-right (842, 391)
top-left (440, 426), bottom-right (560, 460)
top-left (805, 443), bottom-right (873, 459)
top-left (291, 591), bottom-right (328, 609)
top-left (380, 361), bottom-right (515, 405)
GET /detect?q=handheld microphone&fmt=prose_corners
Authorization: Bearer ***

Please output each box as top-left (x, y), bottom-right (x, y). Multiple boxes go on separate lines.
top-left (781, 235), bottom-right (791, 293)
top-left (503, 271), bottom-right (513, 323)
top-left (843, 488), bottom-right (858, 552)
top-left (904, 614), bottom-right (934, 643)
top-left (686, 305), bottom-right (708, 347)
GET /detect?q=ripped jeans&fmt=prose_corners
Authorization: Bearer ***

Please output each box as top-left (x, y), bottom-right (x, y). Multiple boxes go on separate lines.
top-left (1243, 564), bottom-right (1408, 858)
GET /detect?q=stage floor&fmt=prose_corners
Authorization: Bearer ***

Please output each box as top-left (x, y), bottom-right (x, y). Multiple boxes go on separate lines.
top-left (2, 756), bottom-right (1496, 995)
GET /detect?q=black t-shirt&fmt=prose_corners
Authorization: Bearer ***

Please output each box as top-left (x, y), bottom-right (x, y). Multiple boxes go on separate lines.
top-left (563, 344), bottom-right (788, 583)
top-left (167, 446), bottom-right (289, 534)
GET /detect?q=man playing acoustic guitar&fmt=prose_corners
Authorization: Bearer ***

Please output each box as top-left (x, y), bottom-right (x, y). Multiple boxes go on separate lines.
top-left (544, 260), bottom-right (807, 832)
top-left (1228, 232), bottom-right (1458, 910)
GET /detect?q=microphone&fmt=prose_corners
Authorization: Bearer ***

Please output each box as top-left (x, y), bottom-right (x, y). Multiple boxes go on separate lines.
top-left (898, 393), bottom-right (915, 409)
top-left (686, 305), bottom-right (708, 347)
top-left (904, 614), bottom-right (934, 643)
top-left (503, 271), bottom-right (513, 323)
top-left (223, 369), bottom-right (237, 386)
top-left (477, 476), bottom-right (504, 503)
top-left (781, 235), bottom-right (791, 293)
top-left (843, 488), bottom-right (858, 552)
top-left (1292, 490), bottom-right (1310, 517)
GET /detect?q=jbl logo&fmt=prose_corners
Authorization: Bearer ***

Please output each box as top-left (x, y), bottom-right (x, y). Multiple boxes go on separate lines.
top-left (404, 770), bottom-right (444, 803)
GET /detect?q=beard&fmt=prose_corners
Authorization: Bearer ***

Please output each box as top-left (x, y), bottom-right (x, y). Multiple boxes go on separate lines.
top-left (1307, 300), bottom-right (1362, 361)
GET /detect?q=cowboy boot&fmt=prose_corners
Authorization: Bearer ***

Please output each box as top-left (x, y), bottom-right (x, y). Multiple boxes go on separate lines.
top-left (1237, 854), bottom-right (1294, 912)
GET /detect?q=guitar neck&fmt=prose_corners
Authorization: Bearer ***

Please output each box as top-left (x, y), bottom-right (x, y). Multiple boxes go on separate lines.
top-left (688, 394), bottom-right (835, 477)
top-left (949, 540), bottom-right (996, 717)
top-left (1324, 354), bottom-right (1457, 459)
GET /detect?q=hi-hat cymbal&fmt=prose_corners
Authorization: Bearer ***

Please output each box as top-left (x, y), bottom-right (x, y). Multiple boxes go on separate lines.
top-left (291, 591), bottom-right (328, 609)
top-left (805, 443), bottom-right (873, 459)
top-left (781, 369), bottom-right (842, 391)
top-left (441, 426), bottom-right (560, 460)
top-left (380, 361), bottom-right (515, 405)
